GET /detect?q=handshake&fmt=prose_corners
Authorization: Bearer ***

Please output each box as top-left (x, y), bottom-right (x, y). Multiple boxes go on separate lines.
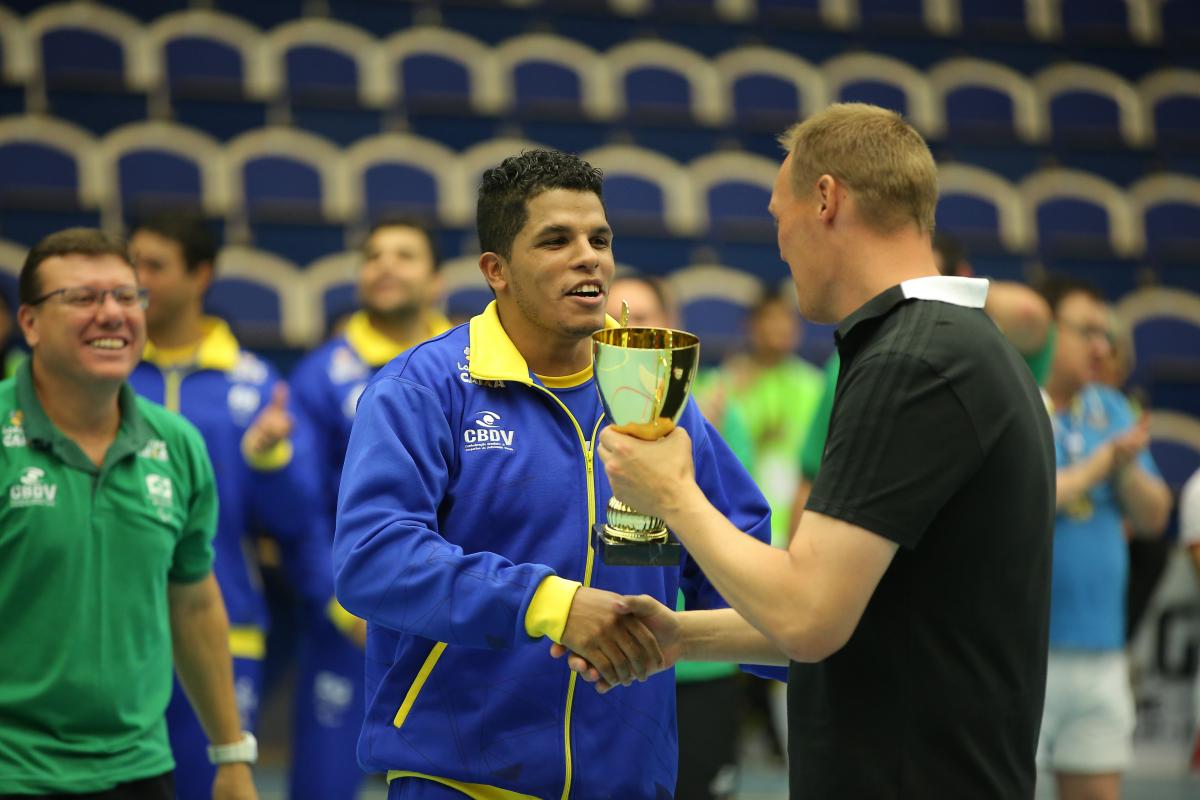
top-left (551, 587), bottom-right (681, 694)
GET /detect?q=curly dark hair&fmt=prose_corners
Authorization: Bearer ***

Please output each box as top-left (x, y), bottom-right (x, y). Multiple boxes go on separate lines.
top-left (476, 148), bottom-right (605, 260)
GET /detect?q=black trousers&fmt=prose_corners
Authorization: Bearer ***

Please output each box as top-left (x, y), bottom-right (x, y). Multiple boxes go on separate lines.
top-left (1, 771), bottom-right (174, 800)
top-left (676, 676), bottom-right (741, 800)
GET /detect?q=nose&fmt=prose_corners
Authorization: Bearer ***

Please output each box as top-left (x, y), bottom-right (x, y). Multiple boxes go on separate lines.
top-left (572, 236), bottom-right (601, 270)
top-left (94, 290), bottom-right (126, 322)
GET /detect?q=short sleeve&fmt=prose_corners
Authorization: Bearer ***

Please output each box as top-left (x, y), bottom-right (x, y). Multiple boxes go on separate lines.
top-left (806, 352), bottom-right (983, 549)
top-left (169, 425), bottom-right (218, 582)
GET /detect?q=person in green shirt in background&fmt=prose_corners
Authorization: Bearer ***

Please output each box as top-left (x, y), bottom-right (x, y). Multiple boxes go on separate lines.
top-left (607, 274), bottom-right (753, 800)
top-left (0, 293), bottom-right (26, 379)
top-left (0, 229), bottom-right (258, 800)
top-left (788, 232), bottom-right (1056, 529)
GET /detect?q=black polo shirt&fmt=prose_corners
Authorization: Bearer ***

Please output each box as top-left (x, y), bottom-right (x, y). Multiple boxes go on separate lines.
top-left (792, 276), bottom-right (1055, 799)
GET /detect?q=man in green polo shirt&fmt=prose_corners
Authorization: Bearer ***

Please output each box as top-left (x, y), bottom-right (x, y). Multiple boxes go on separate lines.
top-left (0, 229), bottom-right (257, 799)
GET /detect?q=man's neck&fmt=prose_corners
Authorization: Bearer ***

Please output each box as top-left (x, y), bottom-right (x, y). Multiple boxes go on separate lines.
top-left (495, 305), bottom-right (592, 377)
top-left (31, 360), bottom-right (122, 447)
top-left (833, 229), bottom-right (941, 321)
top-left (366, 309), bottom-right (426, 346)
top-left (1046, 374), bottom-right (1082, 412)
top-left (149, 309), bottom-right (206, 351)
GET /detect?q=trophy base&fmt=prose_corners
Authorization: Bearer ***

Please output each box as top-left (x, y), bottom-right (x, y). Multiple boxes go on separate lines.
top-left (593, 523), bottom-right (681, 566)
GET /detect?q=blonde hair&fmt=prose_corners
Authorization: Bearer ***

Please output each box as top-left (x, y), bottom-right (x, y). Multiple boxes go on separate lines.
top-left (778, 103), bottom-right (937, 235)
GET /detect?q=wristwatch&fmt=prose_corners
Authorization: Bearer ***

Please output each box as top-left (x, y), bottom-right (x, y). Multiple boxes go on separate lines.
top-left (206, 732), bottom-right (258, 765)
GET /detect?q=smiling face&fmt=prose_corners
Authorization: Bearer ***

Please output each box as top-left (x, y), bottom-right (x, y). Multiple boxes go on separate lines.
top-left (359, 224), bottom-right (439, 319)
top-left (488, 188), bottom-right (615, 346)
top-left (19, 253), bottom-right (146, 387)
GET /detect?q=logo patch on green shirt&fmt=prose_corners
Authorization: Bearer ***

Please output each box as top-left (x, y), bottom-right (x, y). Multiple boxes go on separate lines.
top-left (9, 466), bottom-right (57, 506)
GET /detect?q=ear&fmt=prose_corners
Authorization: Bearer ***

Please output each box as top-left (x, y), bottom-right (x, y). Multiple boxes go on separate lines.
top-left (816, 174), bottom-right (840, 225)
top-left (192, 261), bottom-right (216, 294)
top-left (16, 304), bottom-right (39, 348)
top-left (479, 252), bottom-right (507, 293)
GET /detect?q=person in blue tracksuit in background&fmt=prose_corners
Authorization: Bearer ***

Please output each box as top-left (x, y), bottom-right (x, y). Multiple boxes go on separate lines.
top-left (332, 148), bottom-right (777, 800)
top-left (288, 218), bottom-right (451, 800)
top-left (127, 212), bottom-right (332, 800)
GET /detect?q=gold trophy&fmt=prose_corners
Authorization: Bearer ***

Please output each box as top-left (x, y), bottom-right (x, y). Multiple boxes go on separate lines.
top-left (591, 305), bottom-right (700, 566)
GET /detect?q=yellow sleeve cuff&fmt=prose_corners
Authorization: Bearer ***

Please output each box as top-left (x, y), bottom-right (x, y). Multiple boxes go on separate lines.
top-left (242, 436), bottom-right (293, 471)
top-left (524, 575), bottom-right (582, 643)
top-left (327, 598), bottom-right (360, 636)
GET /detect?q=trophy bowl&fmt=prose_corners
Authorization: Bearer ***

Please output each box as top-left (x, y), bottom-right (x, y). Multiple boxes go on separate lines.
top-left (592, 326), bottom-right (700, 566)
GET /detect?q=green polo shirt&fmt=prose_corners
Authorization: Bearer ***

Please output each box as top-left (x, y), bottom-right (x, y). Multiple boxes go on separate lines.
top-left (0, 361), bottom-right (217, 795)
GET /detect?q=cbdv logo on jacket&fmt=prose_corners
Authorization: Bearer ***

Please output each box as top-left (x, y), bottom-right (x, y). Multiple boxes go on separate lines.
top-left (9, 466), bottom-right (57, 507)
top-left (463, 411), bottom-right (516, 452)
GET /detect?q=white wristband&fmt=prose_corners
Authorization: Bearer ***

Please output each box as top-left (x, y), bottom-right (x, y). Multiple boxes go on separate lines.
top-left (207, 732), bottom-right (257, 765)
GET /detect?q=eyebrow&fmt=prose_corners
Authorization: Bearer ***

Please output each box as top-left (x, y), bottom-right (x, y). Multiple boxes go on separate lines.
top-left (534, 223), bottom-right (613, 238)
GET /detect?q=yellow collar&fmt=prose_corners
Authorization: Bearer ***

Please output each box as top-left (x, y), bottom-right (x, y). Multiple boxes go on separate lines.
top-left (467, 301), bottom-right (617, 386)
top-left (536, 363), bottom-right (593, 388)
top-left (143, 317), bottom-right (240, 371)
top-left (345, 310), bottom-right (452, 367)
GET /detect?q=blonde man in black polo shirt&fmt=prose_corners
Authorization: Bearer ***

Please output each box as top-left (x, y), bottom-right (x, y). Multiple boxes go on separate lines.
top-left (567, 104), bottom-right (1056, 799)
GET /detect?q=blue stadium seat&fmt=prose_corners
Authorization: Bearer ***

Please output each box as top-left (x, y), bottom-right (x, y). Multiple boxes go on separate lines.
top-left (303, 250), bottom-right (360, 338)
top-left (226, 128), bottom-right (350, 263)
top-left (382, 27), bottom-right (502, 116)
top-left (439, 254), bottom-right (493, 325)
top-left (668, 264), bottom-right (763, 365)
top-left (856, 0), bottom-right (930, 34)
top-left (99, 121), bottom-right (228, 222)
top-left (936, 163), bottom-right (1031, 254)
top-left (956, 0), bottom-right (1030, 38)
top-left (27, 2), bottom-right (150, 134)
top-left (1148, 413), bottom-right (1200, 493)
top-left (582, 145), bottom-right (699, 237)
top-left (455, 136), bottom-right (547, 226)
top-left (1161, 0), bottom-right (1200, 45)
top-left (1033, 64), bottom-right (1149, 148)
top-left (1141, 68), bottom-right (1200, 149)
top-left (265, 18), bottom-right (387, 146)
top-left (146, 10), bottom-right (271, 141)
top-left (606, 40), bottom-right (723, 126)
top-left (0, 115), bottom-right (102, 245)
top-left (209, 246), bottom-right (312, 347)
top-left (1057, 0), bottom-right (1133, 44)
top-left (1022, 168), bottom-right (1142, 297)
top-left (343, 133), bottom-right (463, 227)
top-left (824, 53), bottom-right (939, 136)
top-left (494, 34), bottom-right (614, 121)
top-left (688, 151), bottom-right (776, 239)
top-left (211, 0), bottom-right (305, 30)
top-left (1130, 174), bottom-right (1200, 265)
top-left (756, 0), bottom-right (839, 29)
top-left (0, 6), bottom-right (32, 116)
top-left (714, 47), bottom-right (826, 132)
top-left (928, 58), bottom-right (1043, 143)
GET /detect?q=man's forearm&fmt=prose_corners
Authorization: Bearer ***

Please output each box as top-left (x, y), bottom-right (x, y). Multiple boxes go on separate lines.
top-left (1056, 446), bottom-right (1112, 509)
top-left (1116, 466), bottom-right (1172, 535)
top-left (170, 576), bottom-right (244, 746)
top-left (679, 608), bottom-right (788, 665)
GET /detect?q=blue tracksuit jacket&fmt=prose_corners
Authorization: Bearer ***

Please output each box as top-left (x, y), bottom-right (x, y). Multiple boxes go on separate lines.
top-left (333, 303), bottom-right (773, 800)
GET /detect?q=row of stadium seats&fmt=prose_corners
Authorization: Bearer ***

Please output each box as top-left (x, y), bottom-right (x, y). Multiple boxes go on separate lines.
top-left (1, 6), bottom-right (1197, 150)
top-left (2, 115), bottom-right (1197, 267)
top-left (5, 0), bottom-right (1197, 48)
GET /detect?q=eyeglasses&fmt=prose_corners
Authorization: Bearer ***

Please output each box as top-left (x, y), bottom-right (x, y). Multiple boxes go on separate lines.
top-left (1059, 320), bottom-right (1114, 345)
top-left (29, 286), bottom-right (149, 310)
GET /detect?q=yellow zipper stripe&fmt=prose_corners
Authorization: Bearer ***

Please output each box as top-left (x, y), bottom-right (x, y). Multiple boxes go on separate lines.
top-left (532, 387), bottom-right (604, 800)
top-left (393, 641), bottom-right (448, 728)
top-left (163, 369), bottom-right (183, 413)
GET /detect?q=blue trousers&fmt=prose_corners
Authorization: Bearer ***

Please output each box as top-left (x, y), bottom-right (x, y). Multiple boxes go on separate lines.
top-left (166, 657), bottom-right (261, 800)
top-left (287, 614), bottom-right (367, 800)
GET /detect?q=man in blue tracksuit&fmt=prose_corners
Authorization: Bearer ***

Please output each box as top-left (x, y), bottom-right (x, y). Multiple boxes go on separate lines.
top-left (289, 218), bottom-right (451, 800)
top-left (333, 149), bottom-right (775, 799)
top-left (127, 213), bottom-right (332, 800)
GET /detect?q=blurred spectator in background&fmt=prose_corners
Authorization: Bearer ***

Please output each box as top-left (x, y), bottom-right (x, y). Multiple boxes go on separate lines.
top-left (0, 295), bottom-right (25, 378)
top-left (607, 273), bottom-right (745, 800)
top-left (287, 218), bottom-right (449, 800)
top-left (127, 212), bottom-right (332, 800)
top-left (0, 228), bottom-right (256, 800)
top-left (1180, 467), bottom-right (1200, 772)
top-left (1037, 276), bottom-right (1172, 800)
top-left (693, 286), bottom-right (823, 757)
